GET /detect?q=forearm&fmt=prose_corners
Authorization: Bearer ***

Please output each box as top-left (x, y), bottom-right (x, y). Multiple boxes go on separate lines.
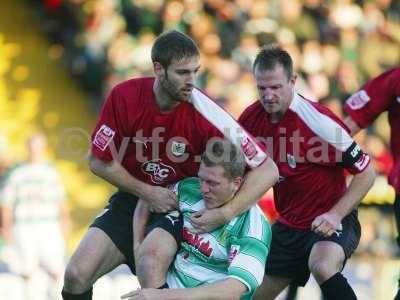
top-left (330, 164), bottom-right (376, 218)
top-left (343, 116), bottom-right (362, 136)
top-left (162, 278), bottom-right (247, 300)
top-left (133, 199), bottom-right (151, 250)
top-left (0, 206), bottom-right (13, 242)
top-left (221, 157), bottom-right (279, 220)
top-left (89, 154), bottom-right (151, 199)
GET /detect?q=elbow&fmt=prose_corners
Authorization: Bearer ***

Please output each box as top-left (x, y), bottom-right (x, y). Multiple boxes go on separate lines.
top-left (88, 154), bottom-right (107, 176)
top-left (88, 154), bottom-right (98, 175)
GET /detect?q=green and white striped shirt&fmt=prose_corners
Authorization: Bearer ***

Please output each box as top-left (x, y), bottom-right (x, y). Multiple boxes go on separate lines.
top-left (166, 177), bottom-right (272, 300)
top-left (0, 162), bottom-right (65, 224)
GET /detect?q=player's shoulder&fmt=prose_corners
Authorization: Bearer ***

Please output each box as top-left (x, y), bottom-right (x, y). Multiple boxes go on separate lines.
top-left (233, 205), bottom-right (271, 242)
top-left (111, 77), bottom-right (154, 102)
top-left (238, 100), bottom-right (263, 123)
top-left (365, 67), bottom-right (400, 91)
top-left (290, 94), bottom-right (349, 133)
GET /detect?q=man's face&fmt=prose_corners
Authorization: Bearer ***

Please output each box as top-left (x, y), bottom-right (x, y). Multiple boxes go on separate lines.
top-left (254, 64), bottom-right (296, 117)
top-left (198, 163), bottom-right (242, 209)
top-left (157, 56), bottom-right (200, 102)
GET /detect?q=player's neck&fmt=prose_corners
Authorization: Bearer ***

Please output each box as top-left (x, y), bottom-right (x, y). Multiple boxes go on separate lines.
top-left (153, 79), bottom-right (180, 112)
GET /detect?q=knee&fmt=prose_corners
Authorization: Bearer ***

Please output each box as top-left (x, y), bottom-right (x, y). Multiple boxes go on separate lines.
top-left (63, 262), bottom-right (92, 293)
top-left (137, 247), bottom-right (164, 271)
top-left (309, 259), bottom-right (339, 283)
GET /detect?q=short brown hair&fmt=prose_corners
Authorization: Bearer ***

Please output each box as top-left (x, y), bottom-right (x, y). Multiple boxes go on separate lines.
top-left (201, 139), bottom-right (245, 179)
top-left (253, 45), bottom-right (293, 80)
top-left (151, 30), bottom-right (199, 69)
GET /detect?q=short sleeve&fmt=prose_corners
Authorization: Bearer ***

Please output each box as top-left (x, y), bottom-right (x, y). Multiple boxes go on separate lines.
top-left (344, 68), bottom-right (400, 128)
top-left (90, 87), bottom-right (129, 162)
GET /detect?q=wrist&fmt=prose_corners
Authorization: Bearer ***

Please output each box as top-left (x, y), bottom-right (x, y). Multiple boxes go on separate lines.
top-left (136, 183), bottom-right (151, 200)
top-left (329, 207), bottom-right (345, 220)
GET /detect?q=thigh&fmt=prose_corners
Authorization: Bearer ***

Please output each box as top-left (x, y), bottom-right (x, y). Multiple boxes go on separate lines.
top-left (138, 211), bottom-right (182, 262)
top-left (67, 227), bottom-right (126, 285)
top-left (254, 275), bottom-right (292, 300)
top-left (313, 209), bottom-right (361, 260)
top-left (90, 191), bottom-right (138, 272)
top-left (266, 222), bottom-right (311, 287)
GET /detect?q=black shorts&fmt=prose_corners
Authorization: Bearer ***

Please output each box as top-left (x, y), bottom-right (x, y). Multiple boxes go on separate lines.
top-left (266, 210), bottom-right (361, 286)
top-left (145, 211), bottom-right (183, 245)
top-left (90, 191), bottom-right (171, 274)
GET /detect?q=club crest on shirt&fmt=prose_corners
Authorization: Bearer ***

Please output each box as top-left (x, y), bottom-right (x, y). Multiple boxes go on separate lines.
top-left (171, 141), bottom-right (186, 157)
top-left (397, 96), bottom-right (400, 104)
top-left (287, 154), bottom-right (296, 169)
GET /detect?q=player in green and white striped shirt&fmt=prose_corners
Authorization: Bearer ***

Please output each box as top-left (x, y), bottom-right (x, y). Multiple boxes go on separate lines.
top-left (123, 140), bottom-right (272, 300)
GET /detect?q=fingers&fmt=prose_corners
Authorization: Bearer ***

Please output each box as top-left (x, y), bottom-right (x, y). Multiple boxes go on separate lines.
top-left (121, 289), bottom-right (138, 299)
top-left (312, 220), bottom-right (337, 237)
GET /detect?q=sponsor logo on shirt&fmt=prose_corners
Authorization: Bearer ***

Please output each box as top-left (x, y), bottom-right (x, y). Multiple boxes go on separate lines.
top-left (141, 159), bottom-right (176, 184)
top-left (93, 124), bottom-right (115, 151)
top-left (182, 226), bottom-right (213, 257)
top-left (241, 137), bottom-right (257, 160)
top-left (171, 141), bottom-right (186, 157)
top-left (346, 90), bottom-right (370, 110)
top-left (228, 245), bottom-right (240, 266)
top-left (287, 154), bottom-right (296, 169)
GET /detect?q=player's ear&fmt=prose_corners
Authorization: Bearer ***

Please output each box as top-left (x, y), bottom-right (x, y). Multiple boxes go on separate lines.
top-left (232, 176), bottom-right (243, 192)
top-left (154, 62), bottom-right (165, 77)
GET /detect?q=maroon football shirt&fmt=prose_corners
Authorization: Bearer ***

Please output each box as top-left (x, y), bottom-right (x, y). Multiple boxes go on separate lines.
top-left (240, 94), bottom-right (370, 229)
top-left (91, 77), bottom-right (267, 186)
top-left (344, 68), bottom-right (400, 193)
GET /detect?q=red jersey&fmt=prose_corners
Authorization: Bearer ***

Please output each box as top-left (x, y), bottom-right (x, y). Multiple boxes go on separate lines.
top-left (344, 67), bottom-right (400, 192)
top-left (239, 94), bottom-right (370, 229)
top-left (91, 77), bottom-right (267, 187)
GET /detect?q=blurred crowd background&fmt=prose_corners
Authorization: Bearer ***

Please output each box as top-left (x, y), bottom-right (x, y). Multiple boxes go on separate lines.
top-left (0, 0), bottom-right (399, 299)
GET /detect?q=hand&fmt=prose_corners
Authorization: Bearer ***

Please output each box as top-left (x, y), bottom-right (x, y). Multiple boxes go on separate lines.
top-left (190, 208), bottom-right (226, 233)
top-left (144, 186), bottom-right (178, 213)
top-left (121, 288), bottom-right (162, 300)
top-left (311, 212), bottom-right (343, 238)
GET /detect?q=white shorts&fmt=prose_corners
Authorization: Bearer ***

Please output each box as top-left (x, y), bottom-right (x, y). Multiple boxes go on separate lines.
top-left (9, 223), bottom-right (65, 276)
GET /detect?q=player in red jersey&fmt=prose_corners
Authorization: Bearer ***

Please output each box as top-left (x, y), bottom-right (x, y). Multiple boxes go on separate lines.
top-left (343, 67), bottom-right (400, 300)
top-left (239, 45), bottom-right (375, 300)
top-left (61, 30), bottom-right (278, 300)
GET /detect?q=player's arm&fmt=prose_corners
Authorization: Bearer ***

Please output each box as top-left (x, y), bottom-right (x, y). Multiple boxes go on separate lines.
top-left (0, 205), bottom-right (13, 244)
top-left (121, 277), bottom-right (247, 300)
top-left (89, 154), bottom-right (177, 212)
top-left (191, 157), bottom-right (278, 232)
top-left (312, 142), bottom-right (376, 237)
top-left (222, 156), bottom-right (278, 220)
top-left (343, 116), bottom-right (362, 136)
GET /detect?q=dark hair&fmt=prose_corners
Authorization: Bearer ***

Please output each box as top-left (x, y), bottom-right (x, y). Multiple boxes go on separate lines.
top-left (253, 45), bottom-right (293, 80)
top-left (201, 139), bottom-right (245, 179)
top-left (151, 30), bottom-right (200, 69)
